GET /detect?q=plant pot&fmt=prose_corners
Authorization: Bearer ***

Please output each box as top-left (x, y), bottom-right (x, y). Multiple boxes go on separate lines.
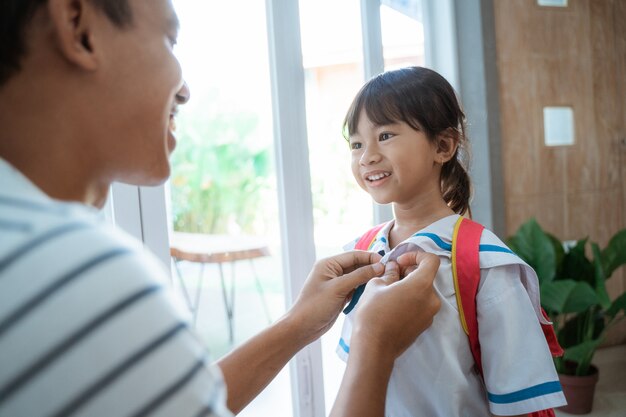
top-left (558, 365), bottom-right (599, 415)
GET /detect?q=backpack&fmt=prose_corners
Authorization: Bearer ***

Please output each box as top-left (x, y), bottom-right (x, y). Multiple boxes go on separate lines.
top-left (344, 217), bottom-right (563, 417)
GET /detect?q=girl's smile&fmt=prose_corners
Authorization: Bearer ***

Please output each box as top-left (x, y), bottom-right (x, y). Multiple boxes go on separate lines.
top-left (363, 170), bottom-right (392, 186)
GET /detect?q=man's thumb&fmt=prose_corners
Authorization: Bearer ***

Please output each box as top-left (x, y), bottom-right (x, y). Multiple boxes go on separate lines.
top-left (339, 262), bottom-right (384, 292)
top-left (380, 261), bottom-right (400, 284)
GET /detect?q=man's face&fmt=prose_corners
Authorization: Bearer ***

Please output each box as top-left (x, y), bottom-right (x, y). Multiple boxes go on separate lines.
top-left (93, 0), bottom-right (187, 186)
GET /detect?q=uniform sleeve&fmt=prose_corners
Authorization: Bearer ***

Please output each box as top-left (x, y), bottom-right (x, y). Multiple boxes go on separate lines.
top-left (477, 265), bottom-right (567, 416)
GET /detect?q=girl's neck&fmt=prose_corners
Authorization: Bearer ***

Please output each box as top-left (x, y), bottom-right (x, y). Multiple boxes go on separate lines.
top-left (388, 200), bottom-right (456, 249)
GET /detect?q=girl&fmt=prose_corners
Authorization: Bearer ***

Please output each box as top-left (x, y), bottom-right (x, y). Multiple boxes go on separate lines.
top-left (336, 67), bottom-right (566, 417)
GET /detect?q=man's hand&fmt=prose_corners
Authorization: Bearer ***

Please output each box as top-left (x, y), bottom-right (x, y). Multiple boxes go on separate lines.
top-left (352, 252), bottom-right (441, 359)
top-left (285, 250), bottom-right (384, 345)
top-left (329, 252), bottom-right (441, 417)
top-left (218, 250), bottom-right (384, 413)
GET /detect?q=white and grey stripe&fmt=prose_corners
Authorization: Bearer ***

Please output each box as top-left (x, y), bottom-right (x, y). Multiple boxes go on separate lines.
top-left (1, 186), bottom-right (230, 417)
top-left (49, 322), bottom-right (187, 417)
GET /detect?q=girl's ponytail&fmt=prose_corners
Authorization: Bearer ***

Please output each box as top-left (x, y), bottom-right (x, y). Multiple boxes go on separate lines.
top-left (441, 152), bottom-right (471, 216)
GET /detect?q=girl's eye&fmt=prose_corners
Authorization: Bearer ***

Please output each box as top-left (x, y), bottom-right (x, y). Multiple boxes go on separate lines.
top-left (350, 142), bottom-right (362, 150)
top-left (379, 132), bottom-right (393, 141)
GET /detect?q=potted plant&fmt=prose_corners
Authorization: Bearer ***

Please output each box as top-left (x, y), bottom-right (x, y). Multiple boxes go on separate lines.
top-left (507, 219), bottom-right (626, 414)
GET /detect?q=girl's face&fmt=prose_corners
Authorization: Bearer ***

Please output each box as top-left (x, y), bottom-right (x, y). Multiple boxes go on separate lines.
top-left (349, 110), bottom-right (443, 207)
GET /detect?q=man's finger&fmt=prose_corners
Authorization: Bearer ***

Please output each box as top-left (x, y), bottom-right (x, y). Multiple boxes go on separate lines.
top-left (397, 253), bottom-right (440, 287)
top-left (333, 250), bottom-right (383, 274)
top-left (336, 262), bottom-right (384, 293)
top-left (379, 261), bottom-right (400, 285)
top-left (396, 251), bottom-right (433, 268)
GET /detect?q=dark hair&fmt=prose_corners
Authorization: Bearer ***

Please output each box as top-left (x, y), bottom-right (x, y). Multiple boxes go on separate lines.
top-left (0, 0), bottom-right (133, 86)
top-left (343, 66), bottom-right (472, 215)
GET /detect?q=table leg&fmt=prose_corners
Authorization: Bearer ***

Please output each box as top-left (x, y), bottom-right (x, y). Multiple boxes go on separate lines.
top-left (230, 262), bottom-right (236, 329)
top-left (219, 263), bottom-right (235, 345)
top-left (191, 263), bottom-right (205, 327)
top-left (173, 258), bottom-right (194, 313)
top-left (249, 259), bottom-right (272, 324)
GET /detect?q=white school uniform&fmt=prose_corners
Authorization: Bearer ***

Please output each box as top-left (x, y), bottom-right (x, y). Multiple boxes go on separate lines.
top-left (337, 214), bottom-right (567, 416)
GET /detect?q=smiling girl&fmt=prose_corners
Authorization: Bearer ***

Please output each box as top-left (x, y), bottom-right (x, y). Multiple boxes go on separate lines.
top-left (336, 66), bottom-right (566, 417)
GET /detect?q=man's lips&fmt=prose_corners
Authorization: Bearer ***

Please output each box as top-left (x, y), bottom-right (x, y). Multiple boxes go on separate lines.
top-left (169, 115), bottom-right (176, 133)
top-left (167, 113), bottom-right (177, 152)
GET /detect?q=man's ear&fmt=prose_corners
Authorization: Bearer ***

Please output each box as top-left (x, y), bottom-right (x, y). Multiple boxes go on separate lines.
top-left (47, 0), bottom-right (100, 70)
top-left (435, 128), bottom-right (459, 163)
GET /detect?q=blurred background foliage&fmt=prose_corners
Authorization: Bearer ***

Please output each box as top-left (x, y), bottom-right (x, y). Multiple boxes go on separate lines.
top-left (170, 91), bottom-right (272, 235)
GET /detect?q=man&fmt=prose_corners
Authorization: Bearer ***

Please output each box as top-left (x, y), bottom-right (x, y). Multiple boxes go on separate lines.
top-left (0, 0), bottom-right (441, 416)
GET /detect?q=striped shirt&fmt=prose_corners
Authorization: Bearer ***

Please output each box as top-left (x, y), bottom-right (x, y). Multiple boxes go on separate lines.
top-left (0, 159), bottom-right (232, 417)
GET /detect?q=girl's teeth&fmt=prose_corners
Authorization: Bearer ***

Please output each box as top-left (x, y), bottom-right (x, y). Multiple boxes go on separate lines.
top-left (367, 173), bottom-right (389, 181)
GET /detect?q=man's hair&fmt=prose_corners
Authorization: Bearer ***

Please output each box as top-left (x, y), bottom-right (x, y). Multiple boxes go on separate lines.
top-left (0, 0), bottom-right (133, 86)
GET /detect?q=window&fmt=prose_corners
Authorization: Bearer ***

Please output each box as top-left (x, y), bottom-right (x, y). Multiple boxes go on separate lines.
top-left (114, 1), bottom-right (427, 415)
top-left (167, 2), bottom-right (292, 416)
top-left (300, 0), bottom-right (425, 408)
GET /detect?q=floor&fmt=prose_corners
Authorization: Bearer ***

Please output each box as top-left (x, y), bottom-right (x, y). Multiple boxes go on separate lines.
top-left (555, 344), bottom-right (626, 417)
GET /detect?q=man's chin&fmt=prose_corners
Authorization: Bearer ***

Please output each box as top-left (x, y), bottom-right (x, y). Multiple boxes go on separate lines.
top-left (119, 165), bottom-right (171, 188)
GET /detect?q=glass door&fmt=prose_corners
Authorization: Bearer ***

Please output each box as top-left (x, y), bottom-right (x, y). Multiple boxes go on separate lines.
top-left (167, 1), bottom-right (292, 416)
top-left (298, 0), bottom-right (425, 409)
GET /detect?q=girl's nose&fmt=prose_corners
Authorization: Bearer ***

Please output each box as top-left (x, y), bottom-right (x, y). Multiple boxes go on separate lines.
top-left (360, 144), bottom-right (382, 166)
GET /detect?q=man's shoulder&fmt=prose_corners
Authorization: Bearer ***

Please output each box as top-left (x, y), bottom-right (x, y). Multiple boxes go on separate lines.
top-left (0, 195), bottom-right (167, 284)
top-left (1, 194), bottom-right (126, 249)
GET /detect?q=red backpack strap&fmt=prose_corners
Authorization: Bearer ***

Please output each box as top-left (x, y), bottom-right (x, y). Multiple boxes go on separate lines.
top-left (451, 216), bottom-right (485, 375)
top-left (532, 409), bottom-right (556, 417)
top-left (541, 309), bottom-right (564, 357)
top-left (453, 217), bottom-right (558, 417)
top-left (354, 222), bottom-right (387, 250)
top-left (343, 223), bottom-right (388, 314)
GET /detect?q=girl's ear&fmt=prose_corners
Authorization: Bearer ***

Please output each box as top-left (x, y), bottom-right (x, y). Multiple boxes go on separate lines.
top-left (435, 128), bottom-right (459, 163)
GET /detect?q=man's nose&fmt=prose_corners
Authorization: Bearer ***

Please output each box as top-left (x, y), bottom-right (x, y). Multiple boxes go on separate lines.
top-left (175, 81), bottom-right (190, 105)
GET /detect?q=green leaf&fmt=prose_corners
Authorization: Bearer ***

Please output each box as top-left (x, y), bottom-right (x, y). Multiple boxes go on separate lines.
top-left (507, 219), bottom-right (556, 283)
top-left (541, 280), bottom-right (576, 313)
top-left (591, 242), bottom-right (611, 309)
top-left (548, 234), bottom-right (565, 277)
top-left (601, 229), bottom-right (626, 279)
top-left (607, 292), bottom-right (626, 319)
top-left (540, 280), bottom-right (598, 314)
top-left (563, 340), bottom-right (601, 376)
top-left (563, 282), bottom-right (600, 313)
top-left (252, 150), bottom-right (270, 177)
top-left (563, 340), bottom-right (597, 363)
top-left (560, 239), bottom-right (594, 285)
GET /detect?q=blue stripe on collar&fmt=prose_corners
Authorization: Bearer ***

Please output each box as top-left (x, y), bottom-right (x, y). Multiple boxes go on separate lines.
top-left (411, 233), bottom-right (515, 255)
top-left (338, 338), bottom-right (350, 353)
top-left (412, 233), bottom-right (452, 250)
